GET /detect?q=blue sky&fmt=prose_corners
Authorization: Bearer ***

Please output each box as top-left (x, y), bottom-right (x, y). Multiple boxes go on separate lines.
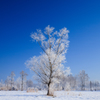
top-left (0, 0), bottom-right (100, 82)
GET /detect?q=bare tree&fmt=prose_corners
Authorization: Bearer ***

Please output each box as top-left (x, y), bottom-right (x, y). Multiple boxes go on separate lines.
top-left (78, 70), bottom-right (89, 91)
top-left (20, 71), bottom-right (28, 91)
top-left (10, 72), bottom-right (15, 89)
top-left (26, 25), bottom-right (70, 95)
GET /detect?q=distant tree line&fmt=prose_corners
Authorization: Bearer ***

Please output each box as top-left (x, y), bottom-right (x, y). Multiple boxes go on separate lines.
top-left (0, 70), bottom-right (100, 91)
top-left (0, 71), bottom-right (33, 91)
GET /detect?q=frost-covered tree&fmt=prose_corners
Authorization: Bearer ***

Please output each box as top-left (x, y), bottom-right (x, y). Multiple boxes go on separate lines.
top-left (26, 80), bottom-right (33, 88)
top-left (0, 79), bottom-right (4, 87)
top-left (55, 67), bottom-right (72, 91)
top-left (94, 81), bottom-right (100, 91)
top-left (78, 70), bottom-right (89, 91)
top-left (10, 72), bottom-right (15, 89)
top-left (15, 77), bottom-right (21, 90)
top-left (5, 76), bottom-right (10, 90)
top-left (26, 25), bottom-right (70, 95)
top-left (66, 74), bottom-right (77, 90)
top-left (90, 81), bottom-right (92, 91)
top-left (20, 71), bottom-right (28, 91)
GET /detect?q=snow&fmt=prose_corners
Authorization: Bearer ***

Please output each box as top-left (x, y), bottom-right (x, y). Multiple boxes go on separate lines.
top-left (0, 91), bottom-right (100, 100)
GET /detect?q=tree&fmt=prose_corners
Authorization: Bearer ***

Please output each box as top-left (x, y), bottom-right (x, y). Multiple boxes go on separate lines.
top-left (10, 72), bottom-right (15, 89)
top-left (0, 79), bottom-right (4, 87)
top-left (78, 70), bottom-right (89, 91)
top-left (90, 81), bottom-right (92, 91)
top-left (5, 76), bottom-right (10, 90)
top-left (56, 68), bottom-right (72, 91)
top-left (26, 25), bottom-right (70, 95)
top-left (94, 81), bottom-right (100, 91)
top-left (20, 71), bottom-right (28, 91)
top-left (66, 74), bottom-right (77, 90)
top-left (26, 80), bottom-right (34, 88)
top-left (15, 77), bottom-right (21, 90)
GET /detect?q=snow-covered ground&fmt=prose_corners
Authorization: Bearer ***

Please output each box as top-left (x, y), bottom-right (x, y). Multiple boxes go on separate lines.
top-left (0, 91), bottom-right (100, 100)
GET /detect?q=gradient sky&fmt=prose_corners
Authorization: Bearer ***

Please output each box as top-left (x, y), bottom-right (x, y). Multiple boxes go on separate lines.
top-left (0, 0), bottom-right (100, 82)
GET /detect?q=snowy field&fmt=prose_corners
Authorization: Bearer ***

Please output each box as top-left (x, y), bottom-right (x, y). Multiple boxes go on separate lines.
top-left (0, 91), bottom-right (100, 100)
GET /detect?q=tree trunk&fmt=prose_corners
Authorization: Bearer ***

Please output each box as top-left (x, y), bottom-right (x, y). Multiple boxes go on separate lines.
top-left (47, 83), bottom-right (50, 95)
top-left (47, 89), bottom-right (50, 95)
top-left (21, 75), bottom-right (23, 91)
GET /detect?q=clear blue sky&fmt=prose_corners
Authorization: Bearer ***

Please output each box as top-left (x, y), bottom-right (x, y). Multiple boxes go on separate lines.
top-left (0, 0), bottom-right (100, 82)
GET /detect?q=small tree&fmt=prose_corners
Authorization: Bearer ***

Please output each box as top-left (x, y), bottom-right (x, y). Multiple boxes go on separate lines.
top-left (5, 76), bottom-right (10, 90)
top-left (78, 70), bottom-right (89, 91)
top-left (26, 25), bottom-right (70, 95)
top-left (20, 71), bottom-right (28, 91)
top-left (26, 80), bottom-right (33, 88)
top-left (10, 72), bottom-right (15, 89)
top-left (0, 79), bottom-right (4, 88)
top-left (90, 81), bottom-right (92, 91)
top-left (66, 74), bottom-right (77, 90)
top-left (56, 68), bottom-right (72, 91)
top-left (16, 77), bottom-right (21, 90)
top-left (94, 81), bottom-right (99, 91)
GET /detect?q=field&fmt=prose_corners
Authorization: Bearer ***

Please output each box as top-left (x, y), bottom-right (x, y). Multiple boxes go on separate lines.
top-left (0, 91), bottom-right (100, 100)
